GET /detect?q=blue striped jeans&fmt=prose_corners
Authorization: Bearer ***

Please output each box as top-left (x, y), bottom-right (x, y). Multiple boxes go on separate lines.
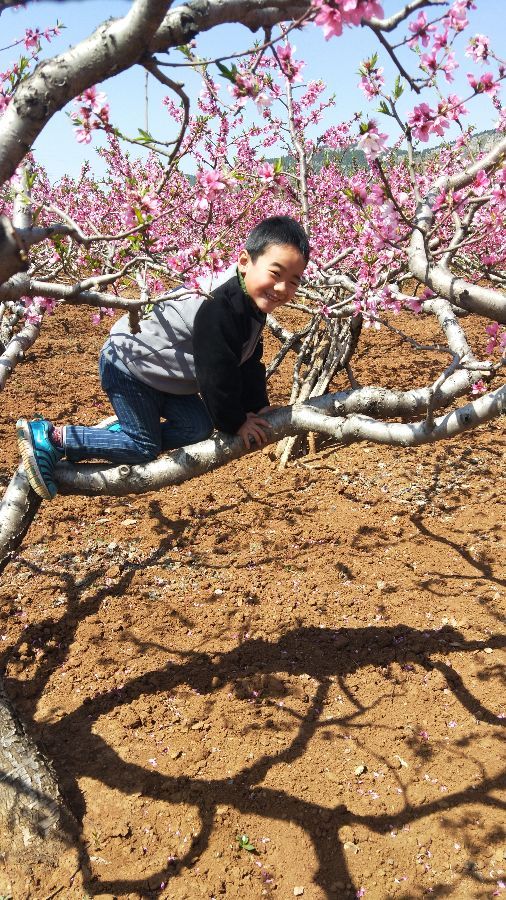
top-left (64, 354), bottom-right (213, 464)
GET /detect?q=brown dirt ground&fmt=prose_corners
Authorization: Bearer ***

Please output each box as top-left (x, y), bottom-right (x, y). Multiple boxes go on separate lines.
top-left (0, 302), bottom-right (504, 900)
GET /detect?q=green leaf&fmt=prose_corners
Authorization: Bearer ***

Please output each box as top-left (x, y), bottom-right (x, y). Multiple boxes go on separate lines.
top-left (377, 100), bottom-right (391, 116)
top-left (177, 44), bottom-right (193, 59)
top-left (135, 128), bottom-right (155, 144)
top-left (393, 76), bottom-right (404, 100)
top-left (25, 169), bottom-right (38, 190)
top-left (216, 61), bottom-right (238, 82)
top-left (237, 833), bottom-right (256, 852)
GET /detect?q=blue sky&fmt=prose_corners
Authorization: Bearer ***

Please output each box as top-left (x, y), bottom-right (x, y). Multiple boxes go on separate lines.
top-left (1, 0), bottom-right (504, 181)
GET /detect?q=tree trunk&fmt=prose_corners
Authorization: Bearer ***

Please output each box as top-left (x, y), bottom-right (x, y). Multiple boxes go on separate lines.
top-left (0, 680), bottom-right (81, 898)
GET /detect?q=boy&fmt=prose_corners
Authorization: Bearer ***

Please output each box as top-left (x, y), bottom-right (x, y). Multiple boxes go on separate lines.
top-left (17, 215), bottom-right (309, 500)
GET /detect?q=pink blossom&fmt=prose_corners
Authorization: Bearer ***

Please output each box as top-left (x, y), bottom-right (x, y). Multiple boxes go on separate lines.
top-left (471, 380), bottom-right (487, 395)
top-left (420, 50), bottom-right (439, 77)
top-left (22, 296), bottom-right (57, 324)
top-left (349, 175), bottom-right (368, 204)
top-left (44, 25), bottom-right (61, 42)
top-left (357, 119), bottom-right (388, 160)
top-left (482, 253), bottom-right (499, 266)
top-left (432, 189), bottom-right (448, 212)
top-left (496, 108), bottom-right (506, 132)
top-left (472, 169), bottom-right (490, 195)
top-left (438, 94), bottom-right (468, 122)
top-left (257, 162), bottom-right (275, 181)
top-left (91, 306), bottom-right (115, 326)
top-left (358, 58), bottom-right (384, 99)
top-left (75, 127), bottom-right (93, 144)
top-left (485, 321), bottom-right (506, 354)
top-left (196, 169), bottom-right (229, 204)
top-left (421, 49), bottom-right (458, 83)
top-left (492, 176), bottom-right (506, 205)
top-left (313, 0), bottom-right (345, 39)
top-left (432, 28), bottom-right (449, 52)
top-left (408, 98), bottom-right (465, 141)
top-left (465, 33), bottom-right (490, 63)
top-left (380, 287), bottom-right (401, 313)
top-left (407, 102), bottom-right (434, 142)
top-left (467, 71), bottom-right (499, 96)
top-left (441, 50), bottom-right (458, 82)
top-left (367, 183), bottom-right (385, 205)
top-left (37, 297), bottom-right (57, 314)
top-left (408, 12), bottom-right (436, 48)
top-left (300, 80), bottom-right (325, 108)
top-left (24, 28), bottom-right (42, 50)
top-left (312, 0), bottom-right (383, 40)
top-left (79, 86), bottom-right (108, 112)
top-left (277, 43), bottom-right (305, 83)
top-left (444, 0), bottom-right (474, 33)
top-left (431, 111), bottom-right (450, 137)
top-left (230, 73), bottom-right (272, 108)
top-left (71, 88), bottom-right (110, 144)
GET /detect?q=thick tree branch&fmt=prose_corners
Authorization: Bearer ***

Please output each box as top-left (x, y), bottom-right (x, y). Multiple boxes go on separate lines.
top-left (0, 0), bottom-right (172, 185)
top-left (409, 136), bottom-right (506, 323)
top-left (41, 382), bottom-right (505, 498)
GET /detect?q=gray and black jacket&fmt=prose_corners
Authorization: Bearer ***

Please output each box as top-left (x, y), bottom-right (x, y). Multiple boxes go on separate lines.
top-left (101, 268), bottom-right (268, 434)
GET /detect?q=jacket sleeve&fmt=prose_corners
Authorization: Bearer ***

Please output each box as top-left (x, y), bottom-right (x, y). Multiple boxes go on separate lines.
top-left (240, 336), bottom-right (269, 413)
top-left (193, 298), bottom-right (249, 434)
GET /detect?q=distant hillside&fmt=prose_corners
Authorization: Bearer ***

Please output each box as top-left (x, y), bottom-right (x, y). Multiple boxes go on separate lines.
top-left (182, 129), bottom-right (498, 182)
top-left (268, 129), bottom-right (499, 174)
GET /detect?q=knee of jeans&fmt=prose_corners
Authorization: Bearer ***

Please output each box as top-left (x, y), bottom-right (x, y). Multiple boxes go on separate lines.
top-left (191, 420), bottom-right (213, 442)
top-left (129, 440), bottom-right (161, 464)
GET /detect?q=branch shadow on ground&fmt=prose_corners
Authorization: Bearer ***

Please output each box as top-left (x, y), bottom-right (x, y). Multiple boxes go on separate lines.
top-left (6, 621), bottom-right (504, 899)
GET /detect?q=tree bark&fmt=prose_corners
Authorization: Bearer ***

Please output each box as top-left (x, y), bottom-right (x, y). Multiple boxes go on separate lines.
top-left (0, 680), bottom-right (80, 898)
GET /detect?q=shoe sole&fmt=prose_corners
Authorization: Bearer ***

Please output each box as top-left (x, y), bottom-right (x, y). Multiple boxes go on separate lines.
top-left (16, 419), bottom-right (53, 501)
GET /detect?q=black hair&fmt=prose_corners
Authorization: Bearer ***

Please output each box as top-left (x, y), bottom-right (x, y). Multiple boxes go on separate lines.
top-left (245, 215), bottom-right (310, 264)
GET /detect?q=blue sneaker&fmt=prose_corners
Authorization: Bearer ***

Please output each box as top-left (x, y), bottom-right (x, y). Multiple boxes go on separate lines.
top-left (16, 418), bottom-right (63, 501)
top-left (107, 421), bottom-right (122, 433)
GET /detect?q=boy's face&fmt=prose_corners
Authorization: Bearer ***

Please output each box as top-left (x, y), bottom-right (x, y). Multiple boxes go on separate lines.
top-left (238, 243), bottom-right (306, 315)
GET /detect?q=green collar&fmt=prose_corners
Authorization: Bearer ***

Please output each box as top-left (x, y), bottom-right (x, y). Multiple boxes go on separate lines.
top-left (236, 266), bottom-right (265, 321)
top-left (236, 267), bottom-right (250, 298)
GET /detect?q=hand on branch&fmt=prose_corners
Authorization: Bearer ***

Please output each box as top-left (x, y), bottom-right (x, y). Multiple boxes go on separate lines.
top-left (237, 411), bottom-right (271, 449)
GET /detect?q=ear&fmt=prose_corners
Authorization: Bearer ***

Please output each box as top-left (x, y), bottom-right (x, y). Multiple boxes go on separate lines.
top-left (237, 248), bottom-right (250, 273)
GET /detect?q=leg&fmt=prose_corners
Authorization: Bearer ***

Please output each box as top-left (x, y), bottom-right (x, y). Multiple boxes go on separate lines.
top-left (65, 357), bottom-right (164, 464)
top-left (159, 393), bottom-right (213, 450)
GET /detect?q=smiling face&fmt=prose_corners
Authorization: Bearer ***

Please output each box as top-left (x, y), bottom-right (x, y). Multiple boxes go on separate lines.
top-left (237, 243), bottom-right (307, 314)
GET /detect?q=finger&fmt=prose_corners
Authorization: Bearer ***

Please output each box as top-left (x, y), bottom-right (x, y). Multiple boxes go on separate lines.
top-left (244, 428), bottom-right (261, 447)
top-left (250, 426), bottom-right (267, 445)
